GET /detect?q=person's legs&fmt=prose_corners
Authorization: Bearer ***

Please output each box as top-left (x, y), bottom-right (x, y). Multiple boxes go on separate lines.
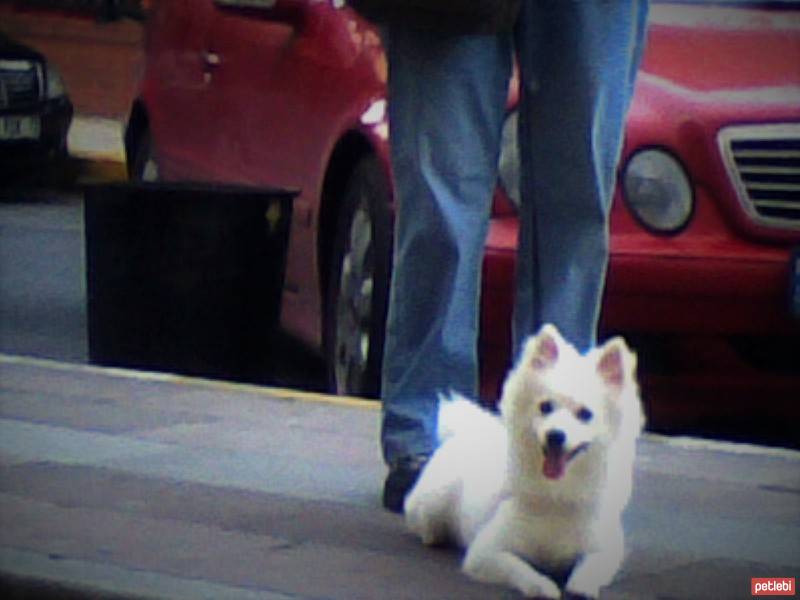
top-left (513, 0), bottom-right (649, 354)
top-left (381, 27), bottom-right (512, 480)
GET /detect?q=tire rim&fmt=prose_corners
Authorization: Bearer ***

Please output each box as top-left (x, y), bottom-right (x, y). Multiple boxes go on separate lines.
top-left (334, 200), bottom-right (374, 395)
top-left (142, 155), bottom-right (159, 182)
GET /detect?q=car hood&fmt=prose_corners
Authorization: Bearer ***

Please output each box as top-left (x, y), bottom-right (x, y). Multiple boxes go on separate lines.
top-left (642, 3), bottom-right (800, 92)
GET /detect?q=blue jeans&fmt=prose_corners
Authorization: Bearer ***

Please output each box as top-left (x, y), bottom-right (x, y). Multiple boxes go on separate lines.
top-left (381, 1), bottom-right (650, 465)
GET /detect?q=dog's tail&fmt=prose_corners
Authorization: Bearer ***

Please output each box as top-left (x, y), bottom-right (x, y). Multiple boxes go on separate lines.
top-left (436, 392), bottom-right (501, 444)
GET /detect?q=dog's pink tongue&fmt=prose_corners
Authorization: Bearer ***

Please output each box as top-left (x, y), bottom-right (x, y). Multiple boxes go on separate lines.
top-left (543, 451), bottom-right (568, 480)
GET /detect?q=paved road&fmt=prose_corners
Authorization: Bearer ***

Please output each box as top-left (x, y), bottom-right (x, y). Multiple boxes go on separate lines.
top-left (0, 189), bottom-right (327, 393)
top-left (0, 355), bottom-right (798, 600)
top-left (0, 191), bottom-right (88, 363)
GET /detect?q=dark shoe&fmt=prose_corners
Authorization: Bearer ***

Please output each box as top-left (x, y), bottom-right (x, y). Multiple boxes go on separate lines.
top-left (382, 455), bottom-right (429, 514)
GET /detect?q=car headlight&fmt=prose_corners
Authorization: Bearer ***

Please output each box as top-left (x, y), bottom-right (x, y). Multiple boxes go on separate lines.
top-left (622, 149), bottom-right (693, 234)
top-left (498, 110), bottom-right (521, 209)
top-left (45, 62), bottom-right (67, 99)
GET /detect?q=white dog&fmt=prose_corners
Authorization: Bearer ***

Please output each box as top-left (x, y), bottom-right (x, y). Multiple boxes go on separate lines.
top-left (404, 324), bottom-right (643, 599)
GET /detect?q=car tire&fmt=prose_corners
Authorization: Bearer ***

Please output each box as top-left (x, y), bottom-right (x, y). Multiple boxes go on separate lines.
top-left (130, 128), bottom-right (160, 182)
top-left (325, 155), bottom-right (392, 399)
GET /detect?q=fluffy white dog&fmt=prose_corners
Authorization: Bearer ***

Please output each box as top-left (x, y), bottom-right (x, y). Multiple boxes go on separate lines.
top-left (404, 324), bottom-right (644, 599)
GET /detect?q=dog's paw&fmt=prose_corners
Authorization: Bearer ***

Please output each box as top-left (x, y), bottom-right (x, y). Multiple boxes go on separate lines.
top-left (563, 592), bottom-right (597, 600)
top-left (518, 577), bottom-right (561, 599)
top-left (404, 503), bottom-right (443, 546)
top-left (563, 572), bottom-right (602, 599)
top-left (417, 525), bottom-right (442, 546)
top-left (406, 516), bottom-right (437, 545)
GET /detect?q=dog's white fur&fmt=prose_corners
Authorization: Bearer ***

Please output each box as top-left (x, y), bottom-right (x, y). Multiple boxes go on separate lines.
top-left (404, 324), bottom-right (643, 599)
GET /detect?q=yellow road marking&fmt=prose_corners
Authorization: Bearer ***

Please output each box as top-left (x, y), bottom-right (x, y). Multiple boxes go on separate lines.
top-left (0, 354), bottom-right (379, 410)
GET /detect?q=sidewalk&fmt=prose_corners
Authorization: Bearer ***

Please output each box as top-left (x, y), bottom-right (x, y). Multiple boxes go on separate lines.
top-left (68, 115), bottom-right (128, 183)
top-left (0, 354), bottom-right (798, 599)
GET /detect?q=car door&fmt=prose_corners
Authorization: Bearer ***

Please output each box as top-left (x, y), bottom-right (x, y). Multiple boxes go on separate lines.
top-left (145, 0), bottom-right (219, 179)
top-left (205, 0), bottom-right (356, 185)
top-left (203, 0), bottom-right (384, 341)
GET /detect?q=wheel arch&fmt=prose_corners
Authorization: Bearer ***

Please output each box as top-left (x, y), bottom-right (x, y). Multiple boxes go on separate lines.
top-left (317, 130), bottom-right (391, 301)
top-left (124, 100), bottom-right (150, 179)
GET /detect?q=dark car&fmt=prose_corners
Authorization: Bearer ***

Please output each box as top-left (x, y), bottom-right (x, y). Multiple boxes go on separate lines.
top-left (0, 33), bottom-right (73, 169)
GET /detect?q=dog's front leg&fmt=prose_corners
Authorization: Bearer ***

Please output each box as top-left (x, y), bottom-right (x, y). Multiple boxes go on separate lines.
top-left (464, 547), bottom-right (561, 599)
top-left (564, 536), bottom-right (624, 599)
top-left (463, 504), bottom-right (560, 599)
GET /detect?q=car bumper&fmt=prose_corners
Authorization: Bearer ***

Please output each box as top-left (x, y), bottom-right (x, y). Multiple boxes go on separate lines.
top-left (602, 246), bottom-right (795, 334)
top-left (478, 212), bottom-right (799, 400)
top-left (480, 212), bottom-right (800, 344)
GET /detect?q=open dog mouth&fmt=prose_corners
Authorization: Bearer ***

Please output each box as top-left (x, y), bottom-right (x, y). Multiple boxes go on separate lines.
top-left (542, 443), bottom-right (589, 480)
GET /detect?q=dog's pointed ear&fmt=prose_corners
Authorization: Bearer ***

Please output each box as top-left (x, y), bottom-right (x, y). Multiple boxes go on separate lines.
top-left (526, 324), bottom-right (563, 370)
top-left (596, 337), bottom-right (637, 390)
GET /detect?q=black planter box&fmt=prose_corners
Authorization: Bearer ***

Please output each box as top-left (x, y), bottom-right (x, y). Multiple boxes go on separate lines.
top-left (85, 182), bottom-right (296, 381)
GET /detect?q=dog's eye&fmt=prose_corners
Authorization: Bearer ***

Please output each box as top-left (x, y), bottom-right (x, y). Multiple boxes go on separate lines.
top-left (539, 401), bottom-right (554, 415)
top-left (576, 407), bottom-right (593, 423)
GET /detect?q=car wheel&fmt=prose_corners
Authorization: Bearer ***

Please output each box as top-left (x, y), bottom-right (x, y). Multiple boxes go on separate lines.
top-left (131, 128), bottom-right (160, 182)
top-left (325, 155), bottom-right (392, 399)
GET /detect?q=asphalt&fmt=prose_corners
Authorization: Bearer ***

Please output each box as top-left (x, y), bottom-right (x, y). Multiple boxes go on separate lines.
top-left (0, 354), bottom-right (798, 600)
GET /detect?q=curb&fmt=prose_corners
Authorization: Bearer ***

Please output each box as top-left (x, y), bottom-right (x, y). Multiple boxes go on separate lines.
top-left (0, 353), bottom-right (380, 411)
top-left (76, 157), bottom-right (128, 184)
top-left (3, 353), bottom-right (798, 457)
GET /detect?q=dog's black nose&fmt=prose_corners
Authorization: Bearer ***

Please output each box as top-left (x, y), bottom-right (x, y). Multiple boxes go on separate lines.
top-left (545, 429), bottom-right (566, 450)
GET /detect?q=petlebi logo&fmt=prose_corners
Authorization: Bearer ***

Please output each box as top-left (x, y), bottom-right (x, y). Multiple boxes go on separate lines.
top-left (751, 578), bottom-right (795, 596)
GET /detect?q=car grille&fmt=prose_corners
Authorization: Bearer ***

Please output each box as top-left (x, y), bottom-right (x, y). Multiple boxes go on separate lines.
top-left (719, 124), bottom-right (800, 231)
top-left (0, 59), bottom-right (43, 109)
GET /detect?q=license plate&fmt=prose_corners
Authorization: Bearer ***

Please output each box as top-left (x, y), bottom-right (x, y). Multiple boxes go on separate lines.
top-left (0, 115), bottom-right (41, 140)
top-left (791, 247), bottom-right (800, 319)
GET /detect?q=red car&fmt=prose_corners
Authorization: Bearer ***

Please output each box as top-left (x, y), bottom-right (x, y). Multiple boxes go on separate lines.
top-left (125, 0), bottom-right (800, 425)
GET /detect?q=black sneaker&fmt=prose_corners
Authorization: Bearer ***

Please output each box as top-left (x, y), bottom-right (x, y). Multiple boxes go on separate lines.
top-left (382, 455), bottom-right (429, 514)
